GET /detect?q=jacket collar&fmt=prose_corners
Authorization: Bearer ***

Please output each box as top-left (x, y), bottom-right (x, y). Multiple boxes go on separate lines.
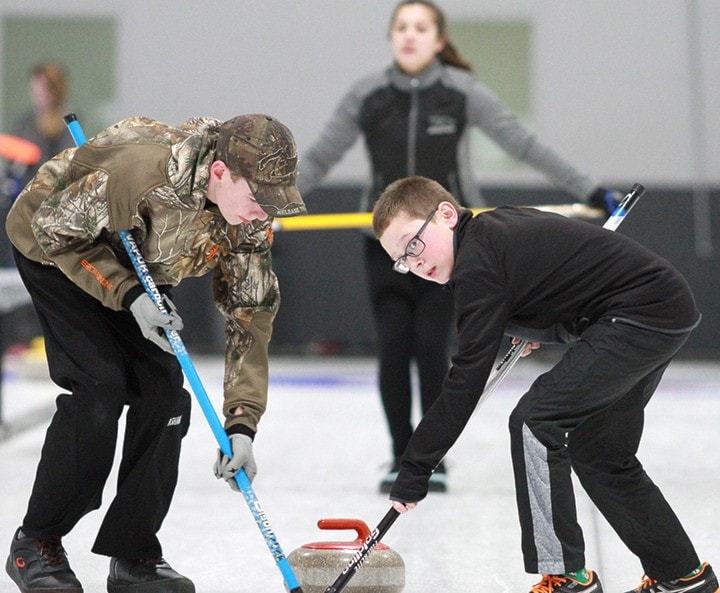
top-left (388, 58), bottom-right (443, 92)
top-left (447, 209), bottom-right (474, 291)
top-left (453, 208), bottom-right (474, 258)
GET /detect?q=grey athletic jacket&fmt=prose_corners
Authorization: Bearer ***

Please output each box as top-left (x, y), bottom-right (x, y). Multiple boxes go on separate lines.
top-left (298, 59), bottom-right (599, 209)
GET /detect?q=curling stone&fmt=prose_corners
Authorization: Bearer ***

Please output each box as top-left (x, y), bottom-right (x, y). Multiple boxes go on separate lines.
top-left (288, 518), bottom-right (404, 593)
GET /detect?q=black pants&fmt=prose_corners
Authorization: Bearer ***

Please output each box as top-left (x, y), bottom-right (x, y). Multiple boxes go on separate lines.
top-left (364, 237), bottom-right (453, 460)
top-left (509, 318), bottom-right (699, 581)
top-left (13, 248), bottom-right (190, 559)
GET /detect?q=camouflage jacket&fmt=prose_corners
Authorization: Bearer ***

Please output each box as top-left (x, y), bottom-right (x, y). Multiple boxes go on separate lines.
top-left (6, 116), bottom-right (278, 435)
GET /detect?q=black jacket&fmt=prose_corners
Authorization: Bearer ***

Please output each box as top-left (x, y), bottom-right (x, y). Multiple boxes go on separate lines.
top-left (391, 207), bottom-right (699, 502)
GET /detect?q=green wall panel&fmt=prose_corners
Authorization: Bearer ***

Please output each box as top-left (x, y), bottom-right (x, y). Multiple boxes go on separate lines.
top-left (448, 20), bottom-right (532, 171)
top-left (2, 16), bottom-right (116, 138)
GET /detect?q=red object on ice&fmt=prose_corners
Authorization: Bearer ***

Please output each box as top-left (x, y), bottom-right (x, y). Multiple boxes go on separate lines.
top-left (300, 518), bottom-right (390, 550)
top-left (0, 134), bottom-right (42, 165)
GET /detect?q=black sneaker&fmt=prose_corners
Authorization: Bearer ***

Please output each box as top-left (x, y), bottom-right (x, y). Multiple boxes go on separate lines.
top-left (107, 557), bottom-right (194, 593)
top-left (428, 460), bottom-right (448, 493)
top-left (623, 562), bottom-right (719, 593)
top-left (529, 570), bottom-right (603, 593)
top-left (5, 527), bottom-right (83, 593)
top-left (378, 460), bottom-right (400, 494)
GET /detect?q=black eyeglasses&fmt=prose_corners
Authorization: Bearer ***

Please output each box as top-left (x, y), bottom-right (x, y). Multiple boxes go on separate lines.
top-left (392, 209), bottom-right (437, 274)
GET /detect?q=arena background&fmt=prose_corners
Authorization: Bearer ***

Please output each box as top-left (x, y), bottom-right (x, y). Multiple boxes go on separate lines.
top-left (1, 1), bottom-right (717, 356)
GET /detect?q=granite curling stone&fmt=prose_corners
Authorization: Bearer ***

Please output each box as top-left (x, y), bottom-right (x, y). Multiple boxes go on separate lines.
top-left (288, 517), bottom-right (404, 593)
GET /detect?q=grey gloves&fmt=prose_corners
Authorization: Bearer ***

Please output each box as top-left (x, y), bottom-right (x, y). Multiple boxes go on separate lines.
top-left (214, 434), bottom-right (257, 490)
top-left (129, 293), bottom-right (183, 353)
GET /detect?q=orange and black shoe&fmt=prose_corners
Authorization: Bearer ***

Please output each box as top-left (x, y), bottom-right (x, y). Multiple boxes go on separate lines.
top-left (530, 570), bottom-right (603, 593)
top-left (624, 562), bottom-right (719, 593)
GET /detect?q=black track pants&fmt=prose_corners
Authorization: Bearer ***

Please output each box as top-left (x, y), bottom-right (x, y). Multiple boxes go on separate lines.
top-left (14, 248), bottom-right (190, 559)
top-left (364, 237), bottom-right (453, 460)
top-left (509, 318), bottom-right (699, 581)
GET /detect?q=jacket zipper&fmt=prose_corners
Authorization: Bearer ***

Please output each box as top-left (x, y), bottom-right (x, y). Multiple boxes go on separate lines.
top-left (407, 77), bottom-right (420, 175)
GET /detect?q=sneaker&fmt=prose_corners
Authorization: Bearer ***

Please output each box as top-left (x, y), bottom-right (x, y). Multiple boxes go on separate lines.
top-left (623, 562), bottom-right (719, 593)
top-left (107, 557), bottom-right (194, 593)
top-left (5, 527), bottom-right (83, 592)
top-left (428, 460), bottom-right (448, 493)
top-left (530, 570), bottom-right (603, 593)
top-left (378, 460), bottom-right (400, 494)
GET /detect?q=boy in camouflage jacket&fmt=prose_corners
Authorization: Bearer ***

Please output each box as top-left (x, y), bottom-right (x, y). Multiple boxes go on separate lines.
top-left (4, 113), bottom-right (305, 593)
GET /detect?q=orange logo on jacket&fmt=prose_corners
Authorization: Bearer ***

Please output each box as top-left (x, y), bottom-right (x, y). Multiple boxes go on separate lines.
top-left (206, 244), bottom-right (220, 260)
top-left (81, 259), bottom-right (114, 290)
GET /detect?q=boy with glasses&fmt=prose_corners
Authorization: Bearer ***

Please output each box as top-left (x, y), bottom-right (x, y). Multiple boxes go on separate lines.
top-left (372, 175), bottom-right (716, 593)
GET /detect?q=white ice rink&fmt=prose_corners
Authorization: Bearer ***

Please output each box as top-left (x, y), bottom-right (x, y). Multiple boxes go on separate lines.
top-left (1, 354), bottom-right (719, 593)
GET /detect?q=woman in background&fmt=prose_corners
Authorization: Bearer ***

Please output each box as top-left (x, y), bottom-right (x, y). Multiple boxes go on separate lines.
top-left (1, 63), bottom-right (75, 346)
top-left (298, 1), bottom-right (619, 494)
top-left (14, 61), bottom-right (74, 186)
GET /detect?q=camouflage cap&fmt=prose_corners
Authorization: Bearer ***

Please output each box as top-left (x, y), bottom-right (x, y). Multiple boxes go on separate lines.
top-left (216, 114), bottom-right (306, 217)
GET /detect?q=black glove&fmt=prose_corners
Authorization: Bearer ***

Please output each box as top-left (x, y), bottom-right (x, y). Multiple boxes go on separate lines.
top-left (213, 434), bottom-right (257, 491)
top-left (588, 186), bottom-right (623, 217)
top-left (129, 293), bottom-right (183, 353)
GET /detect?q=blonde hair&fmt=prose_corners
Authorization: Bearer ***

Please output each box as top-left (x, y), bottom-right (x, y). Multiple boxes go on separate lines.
top-left (373, 176), bottom-right (461, 238)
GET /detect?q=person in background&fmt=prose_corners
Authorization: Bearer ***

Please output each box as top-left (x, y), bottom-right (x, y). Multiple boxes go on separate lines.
top-left (297, 0), bottom-right (620, 494)
top-left (1, 62), bottom-right (75, 353)
top-left (5, 113), bottom-right (305, 593)
top-left (13, 61), bottom-right (75, 188)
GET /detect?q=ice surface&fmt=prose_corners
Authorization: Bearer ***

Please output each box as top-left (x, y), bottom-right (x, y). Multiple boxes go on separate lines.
top-left (1, 355), bottom-right (718, 593)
